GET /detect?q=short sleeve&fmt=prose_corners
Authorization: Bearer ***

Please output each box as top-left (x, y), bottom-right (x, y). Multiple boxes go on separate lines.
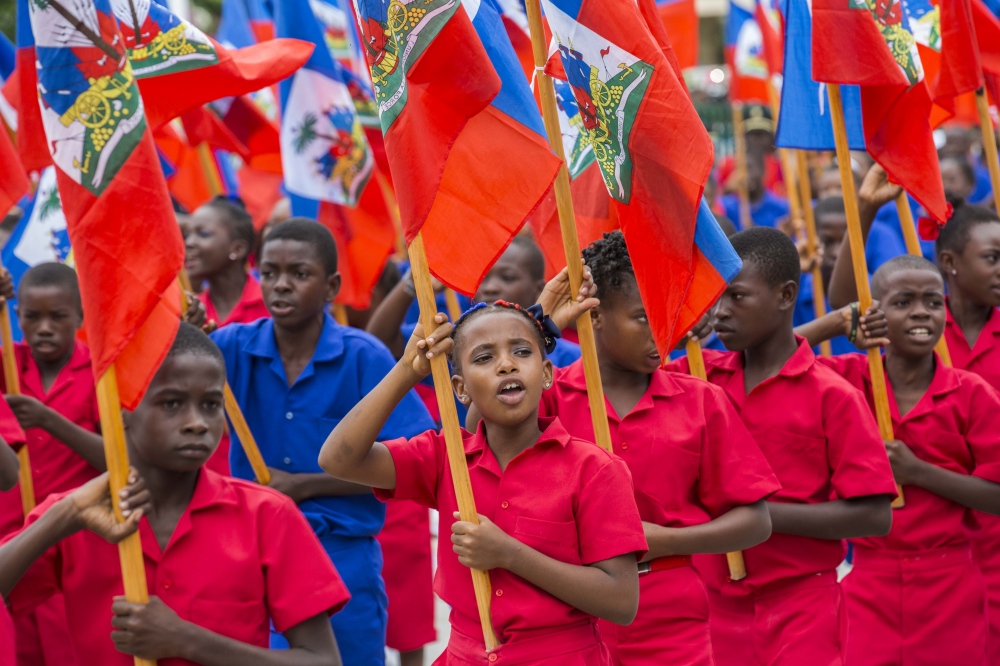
top-left (3, 494), bottom-right (66, 613)
top-left (576, 457), bottom-right (647, 564)
top-left (373, 430), bottom-right (445, 510)
top-left (698, 387), bottom-right (780, 516)
top-left (964, 379), bottom-right (1000, 484)
top-left (825, 389), bottom-right (898, 499)
top-left (357, 342), bottom-right (436, 440)
top-left (815, 353), bottom-right (869, 392)
top-left (259, 493), bottom-right (351, 632)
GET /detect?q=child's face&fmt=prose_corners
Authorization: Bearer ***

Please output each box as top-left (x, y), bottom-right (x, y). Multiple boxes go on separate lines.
top-left (125, 353), bottom-right (226, 473)
top-left (817, 213), bottom-right (847, 284)
top-left (592, 277), bottom-right (660, 375)
top-left (817, 170), bottom-right (843, 199)
top-left (452, 312), bottom-right (553, 428)
top-left (259, 239), bottom-right (340, 329)
top-left (474, 245), bottom-right (545, 308)
top-left (940, 161), bottom-right (973, 200)
top-left (713, 260), bottom-right (796, 352)
top-left (17, 285), bottom-right (82, 364)
top-left (184, 207), bottom-right (236, 282)
top-left (951, 222), bottom-right (1000, 307)
top-left (878, 269), bottom-right (946, 357)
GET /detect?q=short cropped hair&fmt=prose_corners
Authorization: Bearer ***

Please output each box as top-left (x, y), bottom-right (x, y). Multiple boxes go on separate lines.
top-left (936, 203), bottom-right (1000, 256)
top-left (260, 218), bottom-right (339, 276)
top-left (730, 227), bottom-right (801, 288)
top-left (871, 254), bottom-right (942, 300)
top-left (18, 263), bottom-right (81, 312)
top-left (167, 322), bottom-right (226, 368)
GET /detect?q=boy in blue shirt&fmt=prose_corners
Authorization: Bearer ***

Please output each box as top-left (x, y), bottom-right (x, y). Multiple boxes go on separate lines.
top-left (210, 219), bottom-right (435, 666)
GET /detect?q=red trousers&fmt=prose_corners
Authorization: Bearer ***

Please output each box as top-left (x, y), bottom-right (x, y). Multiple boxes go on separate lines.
top-left (707, 572), bottom-right (844, 666)
top-left (1, 604), bottom-right (14, 666)
top-left (844, 545), bottom-right (988, 666)
top-left (377, 499), bottom-right (436, 652)
top-left (973, 513), bottom-right (1000, 664)
top-left (600, 565), bottom-right (713, 665)
top-left (437, 621), bottom-right (612, 666)
top-left (13, 594), bottom-right (78, 666)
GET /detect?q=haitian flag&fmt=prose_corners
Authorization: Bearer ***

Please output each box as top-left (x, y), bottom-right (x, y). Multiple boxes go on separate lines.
top-left (775, 0), bottom-right (865, 150)
top-left (973, 0), bottom-right (1000, 104)
top-left (0, 32), bottom-right (16, 131)
top-left (112, 0), bottom-right (314, 129)
top-left (727, 0), bottom-right (769, 102)
top-left (353, 0), bottom-right (560, 295)
top-left (813, 0), bottom-right (949, 222)
top-left (756, 0), bottom-right (784, 77)
top-left (310, 0), bottom-right (381, 125)
top-left (544, 0), bottom-right (737, 355)
top-left (11, 0), bottom-right (51, 173)
top-left (28, 0), bottom-right (184, 408)
top-left (656, 0), bottom-right (699, 69)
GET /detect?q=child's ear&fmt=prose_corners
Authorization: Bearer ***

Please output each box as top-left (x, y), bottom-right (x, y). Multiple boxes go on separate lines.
top-left (230, 239), bottom-right (250, 263)
top-left (542, 359), bottom-right (554, 388)
top-left (590, 304), bottom-right (603, 330)
top-left (451, 373), bottom-right (470, 406)
top-left (938, 250), bottom-right (957, 277)
top-left (325, 272), bottom-right (342, 303)
top-left (777, 280), bottom-right (798, 311)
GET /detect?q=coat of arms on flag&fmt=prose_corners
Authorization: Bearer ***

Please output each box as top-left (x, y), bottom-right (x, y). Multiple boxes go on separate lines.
top-left (111, 0), bottom-right (219, 76)
top-left (553, 78), bottom-right (596, 179)
top-left (29, 0), bottom-right (146, 196)
top-left (906, 0), bottom-right (940, 52)
top-left (851, 0), bottom-right (923, 84)
top-left (548, 4), bottom-right (652, 204)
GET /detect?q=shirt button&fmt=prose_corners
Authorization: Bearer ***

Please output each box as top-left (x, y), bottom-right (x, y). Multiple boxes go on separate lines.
top-left (283, 457), bottom-right (292, 465)
top-left (621, 442), bottom-right (629, 450)
top-left (501, 501), bottom-right (509, 509)
top-left (488, 654), bottom-right (498, 662)
top-left (285, 412), bottom-right (293, 420)
top-left (162, 581), bottom-right (172, 590)
top-left (495, 589), bottom-right (503, 597)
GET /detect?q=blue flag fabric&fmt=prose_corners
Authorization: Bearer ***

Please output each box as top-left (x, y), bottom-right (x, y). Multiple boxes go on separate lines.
top-left (775, 0), bottom-right (865, 150)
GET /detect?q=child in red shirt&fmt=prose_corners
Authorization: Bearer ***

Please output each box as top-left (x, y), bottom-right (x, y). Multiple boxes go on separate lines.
top-left (0, 400), bottom-right (25, 666)
top-left (668, 227), bottom-right (897, 666)
top-left (535, 231), bottom-right (778, 665)
top-left (0, 324), bottom-right (349, 666)
top-left (320, 303), bottom-right (648, 665)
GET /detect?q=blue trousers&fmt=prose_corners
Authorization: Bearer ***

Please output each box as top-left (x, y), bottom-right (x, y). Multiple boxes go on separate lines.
top-left (271, 535), bottom-right (388, 666)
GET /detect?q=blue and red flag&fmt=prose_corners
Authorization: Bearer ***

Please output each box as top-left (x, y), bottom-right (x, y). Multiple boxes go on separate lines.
top-left (11, 0), bottom-right (51, 174)
top-left (27, 0), bottom-right (184, 407)
top-left (0, 32), bottom-right (16, 131)
top-left (813, 0), bottom-right (949, 222)
top-left (544, 0), bottom-right (738, 355)
top-left (353, 0), bottom-right (560, 295)
top-left (656, 0), bottom-right (699, 69)
top-left (727, 0), bottom-right (769, 102)
top-left (775, 0), bottom-right (864, 150)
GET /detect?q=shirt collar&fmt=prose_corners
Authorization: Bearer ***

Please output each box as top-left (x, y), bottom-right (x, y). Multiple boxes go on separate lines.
top-left (708, 336), bottom-right (815, 379)
top-left (139, 469), bottom-right (239, 561)
top-left (945, 300), bottom-right (1000, 338)
top-left (243, 313), bottom-right (345, 362)
top-left (466, 415), bottom-right (573, 471)
top-left (558, 360), bottom-right (683, 398)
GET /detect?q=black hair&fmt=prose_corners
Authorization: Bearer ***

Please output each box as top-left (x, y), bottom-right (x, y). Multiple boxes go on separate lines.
top-left (936, 203), bottom-right (1000, 257)
top-left (449, 302), bottom-right (548, 371)
top-left (508, 235), bottom-right (546, 282)
top-left (166, 322), bottom-right (226, 369)
top-left (939, 156), bottom-right (977, 189)
top-left (202, 195), bottom-right (255, 259)
top-left (730, 227), bottom-right (801, 288)
top-left (581, 230), bottom-right (635, 302)
top-left (871, 254), bottom-right (942, 300)
top-left (716, 215), bottom-right (738, 239)
top-left (260, 218), bottom-right (339, 276)
top-left (814, 196), bottom-right (846, 220)
top-left (18, 263), bottom-right (81, 312)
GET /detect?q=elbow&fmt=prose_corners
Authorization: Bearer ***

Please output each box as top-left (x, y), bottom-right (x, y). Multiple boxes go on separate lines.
top-left (317, 438), bottom-right (345, 478)
top-left (604, 573), bottom-right (640, 626)
top-left (861, 497), bottom-right (893, 537)
top-left (743, 502), bottom-right (773, 550)
top-left (0, 469), bottom-right (17, 492)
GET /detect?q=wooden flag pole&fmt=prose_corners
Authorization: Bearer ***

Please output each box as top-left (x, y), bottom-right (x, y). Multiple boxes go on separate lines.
top-left (524, 0), bottom-right (613, 454)
top-left (976, 89), bottom-right (1000, 213)
top-left (0, 291), bottom-right (35, 514)
top-left (685, 338), bottom-right (748, 580)
top-left (828, 84), bottom-right (903, 508)
top-left (95, 367), bottom-right (155, 666)
top-left (796, 152), bottom-right (832, 357)
top-left (408, 233), bottom-right (499, 649)
top-left (444, 288), bottom-right (463, 323)
top-left (375, 170), bottom-right (408, 260)
top-left (894, 193), bottom-right (953, 366)
top-left (332, 303), bottom-right (349, 326)
top-left (731, 102), bottom-right (753, 229)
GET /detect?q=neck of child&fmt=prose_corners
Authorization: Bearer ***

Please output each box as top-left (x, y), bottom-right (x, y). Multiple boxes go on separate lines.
top-left (946, 287), bottom-right (992, 334)
top-left (132, 456), bottom-right (200, 515)
top-left (483, 409), bottom-right (544, 470)
top-left (273, 313), bottom-right (326, 361)
top-left (597, 357), bottom-right (651, 395)
top-left (884, 347), bottom-right (936, 393)
top-left (33, 345), bottom-right (74, 382)
top-left (207, 262), bottom-right (248, 310)
top-left (742, 325), bottom-right (799, 380)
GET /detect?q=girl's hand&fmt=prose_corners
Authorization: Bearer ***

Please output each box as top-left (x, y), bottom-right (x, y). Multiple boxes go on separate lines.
top-left (182, 293), bottom-right (207, 329)
top-left (687, 312), bottom-right (714, 344)
top-left (67, 469), bottom-right (151, 543)
top-left (885, 439), bottom-right (924, 486)
top-left (400, 315), bottom-right (454, 379)
top-left (537, 260), bottom-right (600, 331)
top-left (451, 512), bottom-right (515, 571)
top-left (858, 164), bottom-right (903, 216)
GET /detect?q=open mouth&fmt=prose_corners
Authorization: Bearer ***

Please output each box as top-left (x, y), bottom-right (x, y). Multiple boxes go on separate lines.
top-left (269, 301), bottom-right (294, 316)
top-left (496, 379), bottom-right (527, 405)
top-left (906, 326), bottom-right (934, 342)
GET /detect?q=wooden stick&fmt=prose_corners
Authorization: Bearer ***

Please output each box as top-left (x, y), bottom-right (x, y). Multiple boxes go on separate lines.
top-left (197, 144), bottom-right (224, 197)
top-left (731, 102), bottom-right (753, 229)
top-left (332, 303), bottom-right (349, 326)
top-left (524, 0), bottom-right (613, 454)
top-left (895, 193), bottom-right (953, 366)
top-left (222, 383), bottom-right (271, 485)
top-left (685, 338), bottom-right (747, 580)
top-left (0, 293), bottom-right (34, 514)
top-left (977, 89), bottom-right (1000, 214)
top-left (375, 170), bottom-right (407, 260)
top-left (95, 367), bottom-right (155, 666)
top-left (409, 234), bottom-right (499, 649)
top-left (796, 152), bottom-right (832, 357)
top-left (828, 84), bottom-right (904, 508)
top-left (444, 288), bottom-right (463, 323)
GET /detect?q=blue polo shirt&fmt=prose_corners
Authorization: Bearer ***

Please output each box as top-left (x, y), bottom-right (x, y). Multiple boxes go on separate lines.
top-left (722, 191), bottom-right (790, 230)
top-left (794, 271), bottom-right (855, 355)
top-left (864, 196), bottom-right (936, 276)
top-left (211, 314), bottom-right (435, 540)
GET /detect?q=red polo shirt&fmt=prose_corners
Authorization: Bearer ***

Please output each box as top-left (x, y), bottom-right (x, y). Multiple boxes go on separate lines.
top-left (0, 341), bottom-right (100, 538)
top-left (540, 361), bottom-right (779, 528)
top-left (668, 338), bottom-right (897, 594)
top-left (944, 304), bottom-right (1000, 393)
top-left (198, 275), bottom-right (270, 328)
top-left (5, 469), bottom-right (349, 666)
top-left (375, 417), bottom-right (647, 646)
top-left (0, 398), bottom-right (25, 451)
top-left (820, 353), bottom-right (1000, 550)
top-left (0, 602), bottom-right (13, 666)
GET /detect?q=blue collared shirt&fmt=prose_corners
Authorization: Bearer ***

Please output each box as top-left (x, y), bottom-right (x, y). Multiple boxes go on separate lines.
top-left (722, 191), bottom-right (790, 230)
top-left (211, 314), bottom-right (436, 540)
top-left (864, 196), bottom-right (936, 276)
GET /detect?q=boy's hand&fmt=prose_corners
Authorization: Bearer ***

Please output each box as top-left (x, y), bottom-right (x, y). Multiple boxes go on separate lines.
top-left (5, 395), bottom-right (53, 430)
top-left (841, 301), bottom-right (890, 349)
top-left (181, 293), bottom-right (207, 330)
top-left (265, 467), bottom-right (303, 503)
top-left (885, 439), bottom-right (924, 486)
top-left (686, 312), bottom-right (713, 345)
top-left (536, 260), bottom-right (600, 331)
top-left (451, 512), bottom-right (515, 571)
top-left (110, 596), bottom-right (189, 660)
top-left (67, 469), bottom-right (151, 543)
top-left (0, 269), bottom-right (14, 303)
top-left (401, 315), bottom-right (454, 380)
top-left (858, 164), bottom-right (903, 218)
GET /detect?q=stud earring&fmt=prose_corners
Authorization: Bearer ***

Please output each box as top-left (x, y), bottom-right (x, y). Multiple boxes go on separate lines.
top-left (544, 382), bottom-right (551, 389)
top-left (952, 269), bottom-right (957, 275)
top-left (229, 253), bottom-right (239, 261)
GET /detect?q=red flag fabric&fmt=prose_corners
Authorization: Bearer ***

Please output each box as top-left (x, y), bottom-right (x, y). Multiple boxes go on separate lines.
top-left (28, 0), bottom-right (184, 409)
top-left (756, 0), bottom-right (784, 78)
top-left (180, 106), bottom-right (249, 160)
top-left (812, 0), bottom-right (950, 222)
top-left (656, 0), bottom-right (699, 69)
top-left (0, 127), bottom-right (29, 216)
top-left (973, 0), bottom-right (1000, 103)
